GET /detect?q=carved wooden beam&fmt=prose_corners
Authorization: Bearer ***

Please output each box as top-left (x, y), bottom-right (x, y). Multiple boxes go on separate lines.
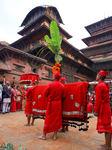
top-left (5, 49), bottom-right (10, 60)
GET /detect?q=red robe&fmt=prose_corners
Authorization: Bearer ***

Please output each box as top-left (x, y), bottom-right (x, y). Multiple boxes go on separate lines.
top-left (10, 89), bottom-right (16, 112)
top-left (87, 104), bottom-right (93, 113)
top-left (25, 87), bottom-right (33, 115)
top-left (94, 81), bottom-right (111, 134)
top-left (43, 80), bottom-right (65, 134)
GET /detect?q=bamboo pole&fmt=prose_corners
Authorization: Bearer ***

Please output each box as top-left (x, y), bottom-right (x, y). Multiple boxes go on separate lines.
top-left (89, 80), bottom-right (112, 85)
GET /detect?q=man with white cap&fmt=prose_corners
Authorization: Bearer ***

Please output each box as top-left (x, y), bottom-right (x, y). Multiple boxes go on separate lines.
top-left (2, 81), bottom-right (12, 114)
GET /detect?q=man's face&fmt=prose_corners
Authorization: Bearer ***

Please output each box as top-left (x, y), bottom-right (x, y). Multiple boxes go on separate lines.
top-left (96, 74), bottom-right (101, 81)
top-left (7, 83), bottom-right (10, 86)
top-left (61, 80), bottom-right (65, 84)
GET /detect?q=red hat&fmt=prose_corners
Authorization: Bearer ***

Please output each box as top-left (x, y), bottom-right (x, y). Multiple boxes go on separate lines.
top-left (60, 77), bottom-right (66, 82)
top-left (98, 70), bottom-right (108, 77)
top-left (54, 71), bottom-right (61, 79)
top-left (31, 80), bottom-right (35, 84)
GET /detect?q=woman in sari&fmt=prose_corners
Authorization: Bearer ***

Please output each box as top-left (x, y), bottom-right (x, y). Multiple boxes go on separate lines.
top-left (16, 86), bottom-right (22, 111)
top-left (20, 86), bottom-right (27, 111)
top-left (10, 84), bottom-right (16, 112)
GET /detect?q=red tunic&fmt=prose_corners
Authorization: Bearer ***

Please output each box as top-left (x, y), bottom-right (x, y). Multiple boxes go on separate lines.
top-left (43, 80), bottom-right (65, 134)
top-left (25, 87), bottom-right (33, 115)
top-left (10, 89), bottom-right (16, 112)
top-left (94, 81), bottom-right (111, 134)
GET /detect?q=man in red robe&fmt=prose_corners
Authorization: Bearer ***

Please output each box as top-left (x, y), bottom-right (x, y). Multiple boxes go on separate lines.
top-left (94, 70), bottom-right (111, 150)
top-left (24, 80), bottom-right (35, 126)
top-left (38, 71), bottom-right (65, 140)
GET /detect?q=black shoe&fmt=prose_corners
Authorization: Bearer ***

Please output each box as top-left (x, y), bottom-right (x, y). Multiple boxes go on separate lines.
top-left (2, 112), bottom-right (5, 114)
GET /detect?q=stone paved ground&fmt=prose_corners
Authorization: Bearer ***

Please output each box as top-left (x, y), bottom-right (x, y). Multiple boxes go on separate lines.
top-left (0, 112), bottom-right (107, 150)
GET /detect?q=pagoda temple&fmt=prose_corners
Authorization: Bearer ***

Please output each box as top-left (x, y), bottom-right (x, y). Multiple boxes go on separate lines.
top-left (80, 16), bottom-right (112, 89)
top-left (0, 5), bottom-right (96, 85)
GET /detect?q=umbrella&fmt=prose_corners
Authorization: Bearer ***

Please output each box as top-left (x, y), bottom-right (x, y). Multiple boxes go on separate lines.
top-left (19, 72), bottom-right (39, 84)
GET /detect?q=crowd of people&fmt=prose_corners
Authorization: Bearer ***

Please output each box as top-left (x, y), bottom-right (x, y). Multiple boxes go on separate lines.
top-left (0, 81), bottom-right (27, 114)
top-left (0, 70), bottom-right (111, 150)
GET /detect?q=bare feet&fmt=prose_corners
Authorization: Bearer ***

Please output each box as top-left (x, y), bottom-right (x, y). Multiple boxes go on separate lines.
top-left (53, 132), bottom-right (57, 140)
top-left (24, 123), bottom-right (30, 126)
top-left (58, 128), bottom-right (65, 132)
top-left (97, 147), bottom-right (111, 150)
top-left (65, 125), bottom-right (68, 131)
top-left (53, 135), bottom-right (57, 140)
top-left (100, 144), bottom-right (106, 147)
top-left (30, 123), bottom-right (34, 126)
top-left (38, 135), bottom-right (46, 140)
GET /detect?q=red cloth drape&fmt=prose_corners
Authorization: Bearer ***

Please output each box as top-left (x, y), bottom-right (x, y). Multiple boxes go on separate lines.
top-left (62, 82), bottom-right (88, 119)
top-left (32, 82), bottom-right (89, 122)
top-left (94, 81), bottom-right (111, 133)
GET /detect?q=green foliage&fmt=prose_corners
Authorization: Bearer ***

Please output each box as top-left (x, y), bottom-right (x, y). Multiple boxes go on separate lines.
top-left (3, 142), bottom-right (13, 150)
top-left (44, 21), bottom-right (63, 63)
top-left (18, 145), bottom-right (27, 150)
top-left (1, 143), bottom-right (27, 150)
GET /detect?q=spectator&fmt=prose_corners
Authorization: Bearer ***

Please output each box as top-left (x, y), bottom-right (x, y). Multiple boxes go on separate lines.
top-left (0, 83), bottom-right (3, 113)
top-left (16, 86), bottom-right (22, 111)
top-left (21, 86), bottom-right (27, 111)
top-left (10, 84), bottom-right (16, 112)
top-left (2, 81), bottom-right (12, 114)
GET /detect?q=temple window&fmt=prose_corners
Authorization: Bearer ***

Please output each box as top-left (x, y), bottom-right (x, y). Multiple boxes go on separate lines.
top-left (13, 64), bottom-right (25, 72)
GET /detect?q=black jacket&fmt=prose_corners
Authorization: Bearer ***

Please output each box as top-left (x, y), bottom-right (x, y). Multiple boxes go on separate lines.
top-left (3, 85), bottom-right (12, 98)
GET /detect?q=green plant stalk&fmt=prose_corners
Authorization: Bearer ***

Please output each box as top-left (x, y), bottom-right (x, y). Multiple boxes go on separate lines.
top-left (31, 46), bottom-right (46, 64)
top-left (38, 47), bottom-right (47, 57)
top-left (43, 51), bottom-right (51, 59)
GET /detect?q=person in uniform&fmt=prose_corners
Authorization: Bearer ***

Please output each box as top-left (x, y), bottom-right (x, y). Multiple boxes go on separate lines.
top-left (38, 71), bottom-right (65, 140)
top-left (94, 70), bottom-right (111, 150)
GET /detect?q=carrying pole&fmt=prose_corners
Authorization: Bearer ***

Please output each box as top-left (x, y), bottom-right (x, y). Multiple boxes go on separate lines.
top-left (89, 80), bottom-right (112, 85)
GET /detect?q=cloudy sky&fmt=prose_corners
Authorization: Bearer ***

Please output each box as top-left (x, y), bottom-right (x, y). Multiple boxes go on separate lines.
top-left (0, 0), bottom-right (112, 49)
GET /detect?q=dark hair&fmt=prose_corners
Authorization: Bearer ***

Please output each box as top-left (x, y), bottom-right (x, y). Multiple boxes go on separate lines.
top-left (55, 77), bottom-right (60, 81)
top-left (16, 86), bottom-right (20, 89)
top-left (99, 75), bottom-right (106, 81)
top-left (11, 84), bottom-right (15, 88)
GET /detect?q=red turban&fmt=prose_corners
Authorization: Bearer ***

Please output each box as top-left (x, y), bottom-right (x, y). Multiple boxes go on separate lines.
top-left (60, 77), bottom-right (66, 82)
top-left (54, 71), bottom-right (61, 79)
top-left (98, 70), bottom-right (108, 77)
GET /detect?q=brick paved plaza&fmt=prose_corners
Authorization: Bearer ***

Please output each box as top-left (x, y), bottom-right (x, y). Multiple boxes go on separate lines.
top-left (0, 112), bottom-right (106, 150)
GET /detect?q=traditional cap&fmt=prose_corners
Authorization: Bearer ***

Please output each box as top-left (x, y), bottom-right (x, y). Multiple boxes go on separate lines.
top-left (54, 71), bottom-right (61, 79)
top-left (60, 77), bottom-right (66, 82)
top-left (98, 70), bottom-right (108, 77)
top-left (31, 80), bottom-right (35, 84)
top-left (6, 81), bottom-right (10, 84)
